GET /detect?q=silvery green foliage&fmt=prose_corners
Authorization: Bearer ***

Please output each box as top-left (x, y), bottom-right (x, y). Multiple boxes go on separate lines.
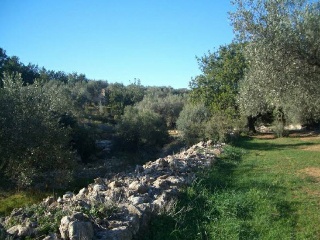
top-left (176, 103), bottom-right (211, 145)
top-left (115, 106), bottom-right (169, 151)
top-left (0, 72), bottom-right (76, 188)
top-left (136, 93), bottom-right (186, 128)
top-left (231, 0), bottom-right (320, 123)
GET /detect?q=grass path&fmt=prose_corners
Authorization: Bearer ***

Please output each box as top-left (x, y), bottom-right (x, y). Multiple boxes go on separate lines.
top-left (145, 134), bottom-right (320, 239)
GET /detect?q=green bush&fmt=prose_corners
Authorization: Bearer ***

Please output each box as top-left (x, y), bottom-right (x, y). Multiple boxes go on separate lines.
top-left (71, 125), bottom-right (97, 163)
top-left (176, 103), bottom-right (210, 145)
top-left (115, 106), bottom-right (169, 151)
top-left (0, 73), bottom-right (77, 189)
top-left (136, 93), bottom-right (186, 128)
top-left (205, 113), bottom-right (241, 143)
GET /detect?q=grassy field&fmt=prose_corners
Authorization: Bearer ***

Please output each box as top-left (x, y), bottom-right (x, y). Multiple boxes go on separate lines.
top-left (144, 132), bottom-right (320, 239)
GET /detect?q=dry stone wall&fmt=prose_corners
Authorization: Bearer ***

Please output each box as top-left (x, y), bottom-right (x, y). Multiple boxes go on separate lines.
top-left (0, 141), bottom-right (223, 239)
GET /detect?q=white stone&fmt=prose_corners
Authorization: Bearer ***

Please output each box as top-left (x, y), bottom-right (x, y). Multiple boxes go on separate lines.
top-left (93, 184), bottom-right (106, 192)
top-left (68, 221), bottom-right (93, 240)
top-left (59, 216), bottom-right (71, 239)
top-left (63, 192), bottom-right (74, 200)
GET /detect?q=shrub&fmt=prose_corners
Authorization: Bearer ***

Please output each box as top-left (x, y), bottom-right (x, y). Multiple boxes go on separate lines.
top-left (71, 125), bottom-right (97, 163)
top-left (136, 93), bottom-right (186, 128)
top-left (115, 106), bottom-right (169, 151)
top-left (0, 73), bottom-right (77, 189)
top-left (176, 103), bottom-right (210, 145)
top-left (205, 113), bottom-right (240, 143)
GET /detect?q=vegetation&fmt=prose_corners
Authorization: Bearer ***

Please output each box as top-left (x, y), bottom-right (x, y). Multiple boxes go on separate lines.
top-left (0, 73), bottom-right (77, 189)
top-left (145, 134), bottom-right (320, 239)
top-left (0, 191), bottom-right (47, 216)
top-left (189, 43), bottom-right (246, 120)
top-left (115, 106), bottom-right (169, 152)
top-left (231, 0), bottom-right (320, 132)
top-left (176, 103), bottom-right (210, 145)
top-left (185, 43), bottom-right (247, 142)
top-left (136, 88), bottom-right (186, 128)
top-left (1, 1), bottom-right (320, 236)
top-left (0, 47), bottom-right (187, 192)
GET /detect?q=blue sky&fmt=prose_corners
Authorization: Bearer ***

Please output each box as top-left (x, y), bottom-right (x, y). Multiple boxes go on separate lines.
top-left (0, 0), bottom-right (235, 89)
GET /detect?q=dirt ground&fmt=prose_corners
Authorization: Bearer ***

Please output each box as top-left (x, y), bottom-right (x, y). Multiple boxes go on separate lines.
top-left (299, 167), bottom-right (320, 181)
top-left (252, 130), bottom-right (320, 141)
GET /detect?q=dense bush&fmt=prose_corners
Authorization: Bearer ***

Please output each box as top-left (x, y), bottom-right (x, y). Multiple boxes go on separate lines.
top-left (205, 114), bottom-right (235, 143)
top-left (0, 73), bottom-right (77, 189)
top-left (176, 103), bottom-right (210, 145)
top-left (115, 106), bottom-right (169, 151)
top-left (136, 93), bottom-right (186, 128)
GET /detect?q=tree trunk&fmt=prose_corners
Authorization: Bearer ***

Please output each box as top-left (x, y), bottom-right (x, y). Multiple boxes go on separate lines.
top-left (247, 115), bottom-right (257, 133)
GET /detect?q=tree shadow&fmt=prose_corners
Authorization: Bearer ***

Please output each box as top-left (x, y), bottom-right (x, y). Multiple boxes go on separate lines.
top-left (234, 136), bottom-right (318, 152)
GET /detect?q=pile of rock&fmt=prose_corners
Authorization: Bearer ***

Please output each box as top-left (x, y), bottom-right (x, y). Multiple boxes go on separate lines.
top-left (0, 141), bottom-right (223, 239)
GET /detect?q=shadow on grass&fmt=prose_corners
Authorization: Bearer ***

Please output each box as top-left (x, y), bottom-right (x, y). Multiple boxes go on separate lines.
top-left (234, 136), bottom-right (317, 152)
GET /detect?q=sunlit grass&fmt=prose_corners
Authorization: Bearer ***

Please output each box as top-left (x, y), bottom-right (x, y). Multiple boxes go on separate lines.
top-left (0, 191), bottom-right (47, 216)
top-left (145, 134), bottom-right (320, 239)
top-left (0, 178), bottom-right (94, 217)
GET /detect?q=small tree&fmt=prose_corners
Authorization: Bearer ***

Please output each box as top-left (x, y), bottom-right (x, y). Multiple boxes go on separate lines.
top-left (189, 43), bottom-right (246, 119)
top-left (115, 106), bottom-right (169, 151)
top-left (136, 93), bottom-right (186, 128)
top-left (189, 43), bottom-right (249, 134)
top-left (176, 103), bottom-right (210, 145)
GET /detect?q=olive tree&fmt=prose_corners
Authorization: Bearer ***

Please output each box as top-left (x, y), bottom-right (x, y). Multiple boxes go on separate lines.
top-left (0, 73), bottom-right (76, 189)
top-left (136, 93), bottom-right (186, 128)
top-left (176, 103), bottom-right (211, 145)
top-left (231, 0), bottom-right (320, 130)
top-left (115, 106), bottom-right (169, 151)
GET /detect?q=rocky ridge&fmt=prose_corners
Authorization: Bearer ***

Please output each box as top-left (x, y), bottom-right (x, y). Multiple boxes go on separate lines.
top-left (0, 140), bottom-right (223, 239)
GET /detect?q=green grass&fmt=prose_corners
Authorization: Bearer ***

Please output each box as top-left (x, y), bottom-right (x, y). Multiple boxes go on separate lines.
top-left (0, 178), bottom-right (94, 217)
top-left (0, 190), bottom-right (48, 216)
top-left (144, 134), bottom-right (320, 240)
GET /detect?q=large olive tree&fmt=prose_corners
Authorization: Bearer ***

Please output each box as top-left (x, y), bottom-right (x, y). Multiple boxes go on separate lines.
top-left (231, 0), bottom-right (320, 128)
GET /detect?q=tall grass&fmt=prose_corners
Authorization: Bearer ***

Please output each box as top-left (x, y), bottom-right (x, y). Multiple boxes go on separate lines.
top-left (144, 135), bottom-right (320, 239)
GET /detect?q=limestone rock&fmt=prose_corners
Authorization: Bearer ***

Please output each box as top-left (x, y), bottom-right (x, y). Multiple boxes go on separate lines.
top-left (2, 140), bottom-right (222, 240)
top-left (104, 226), bottom-right (132, 240)
top-left (108, 180), bottom-right (122, 189)
top-left (7, 224), bottom-right (34, 237)
top-left (63, 192), bottom-right (74, 200)
top-left (78, 187), bottom-right (89, 196)
top-left (44, 196), bottom-right (55, 206)
top-left (93, 184), bottom-right (106, 192)
top-left (59, 213), bottom-right (93, 240)
top-left (59, 216), bottom-right (71, 239)
top-left (68, 221), bottom-right (93, 240)
top-left (42, 233), bottom-right (59, 240)
top-left (128, 181), bottom-right (148, 194)
top-left (128, 196), bottom-right (145, 205)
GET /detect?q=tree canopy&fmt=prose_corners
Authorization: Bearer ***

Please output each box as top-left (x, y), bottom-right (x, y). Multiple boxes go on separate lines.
top-left (189, 43), bottom-right (247, 119)
top-left (231, 0), bottom-right (320, 124)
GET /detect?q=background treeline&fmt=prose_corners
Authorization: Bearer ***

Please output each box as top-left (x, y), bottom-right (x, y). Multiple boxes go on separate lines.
top-left (0, 48), bottom-right (188, 190)
top-left (1, 0), bottom-right (319, 191)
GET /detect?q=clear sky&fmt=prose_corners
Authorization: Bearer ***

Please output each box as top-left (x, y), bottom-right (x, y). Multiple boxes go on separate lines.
top-left (0, 0), bottom-right (235, 89)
